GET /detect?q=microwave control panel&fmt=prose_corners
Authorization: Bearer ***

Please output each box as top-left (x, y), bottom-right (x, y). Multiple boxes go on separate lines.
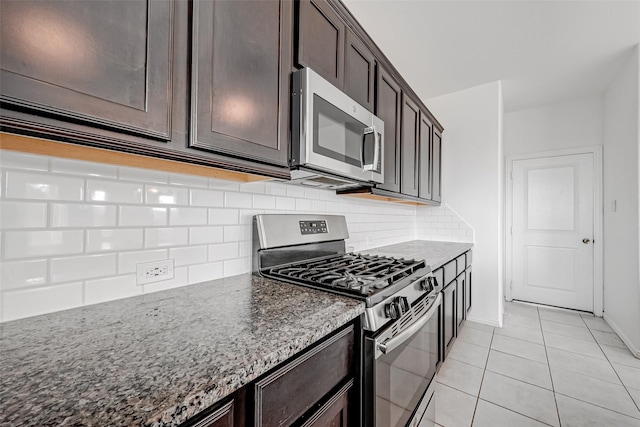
top-left (300, 220), bottom-right (328, 235)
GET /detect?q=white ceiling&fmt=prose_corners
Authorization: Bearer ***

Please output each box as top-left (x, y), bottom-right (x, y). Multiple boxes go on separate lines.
top-left (342, 0), bottom-right (640, 112)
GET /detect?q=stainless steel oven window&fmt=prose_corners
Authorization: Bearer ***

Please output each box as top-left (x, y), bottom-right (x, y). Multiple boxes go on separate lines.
top-left (366, 294), bottom-right (441, 427)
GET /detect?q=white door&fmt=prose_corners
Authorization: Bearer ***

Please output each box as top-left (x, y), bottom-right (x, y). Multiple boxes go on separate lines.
top-left (511, 153), bottom-right (594, 312)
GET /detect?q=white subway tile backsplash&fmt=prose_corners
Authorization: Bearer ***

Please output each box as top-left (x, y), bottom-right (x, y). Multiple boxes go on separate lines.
top-left (51, 204), bottom-right (117, 228)
top-left (87, 180), bottom-right (143, 204)
top-left (253, 194), bottom-right (276, 209)
top-left (224, 192), bottom-right (252, 208)
top-left (145, 185), bottom-right (189, 205)
top-left (119, 167), bottom-right (168, 184)
top-left (50, 253), bottom-right (117, 283)
top-left (50, 158), bottom-right (118, 178)
top-left (189, 189), bottom-right (224, 207)
top-left (84, 275), bottom-right (140, 305)
top-left (208, 208), bottom-right (239, 225)
top-left (169, 207), bottom-right (207, 226)
top-left (119, 206), bottom-right (167, 227)
top-left (118, 249), bottom-right (168, 274)
top-left (0, 150), bottom-right (49, 171)
top-left (208, 242), bottom-right (239, 262)
top-left (0, 259), bottom-right (48, 290)
top-left (0, 201), bottom-right (47, 229)
top-left (2, 282), bottom-right (83, 322)
top-left (5, 230), bottom-right (84, 259)
top-left (0, 150), bottom-right (474, 321)
top-left (6, 171), bottom-right (84, 201)
top-left (264, 182), bottom-right (287, 196)
top-left (189, 226), bottom-right (223, 245)
top-left (286, 185), bottom-right (305, 198)
top-left (169, 173), bottom-right (208, 188)
top-left (145, 228), bottom-right (188, 248)
top-left (224, 257), bottom-right (249, 276)
top-left (275, 196), bottom-right (295, 210)
top-left (239, 181), bottom-right (266, 194)
top-left (188, 262), bottom-right (223, 284)
top-left (169, 246), bottom-right (208, 267)
top-left (86, 229), bottom-right (143, 253)
top-left (295, 198), bottom-right (313, 211)
top-left (224, 225), bottom-right (250, 242)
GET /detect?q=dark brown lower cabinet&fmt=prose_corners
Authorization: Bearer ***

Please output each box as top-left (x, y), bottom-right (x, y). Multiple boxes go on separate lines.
top-left (442, 280), bottom-right (456, 359)
top-left (299, 379), bottom-right (353, 427)
top-left (191, 400), bottom-right (235, 427)
top-left (466, 266), bottom-right (472, 314)
top-left (457, 273), bottom-right (466, 330)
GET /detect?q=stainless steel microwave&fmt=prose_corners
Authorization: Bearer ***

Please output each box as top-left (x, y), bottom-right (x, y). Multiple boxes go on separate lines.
top-left (290, 68), bottom-right (384, 190)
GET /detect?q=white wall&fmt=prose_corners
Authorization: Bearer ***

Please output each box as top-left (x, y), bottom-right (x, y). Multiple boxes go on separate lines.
top-left (504, 94), bottom-right (603, 156)
top-left (602, 46), bottom-right (640, 355)
top-left (427, 81), bottom-right (504, 327)
top-left (0, 149), bottom-right (424, 322)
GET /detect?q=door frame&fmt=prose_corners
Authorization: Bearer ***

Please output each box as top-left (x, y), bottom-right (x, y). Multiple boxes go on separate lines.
top-left (505, 146), bottom-right (603, 316)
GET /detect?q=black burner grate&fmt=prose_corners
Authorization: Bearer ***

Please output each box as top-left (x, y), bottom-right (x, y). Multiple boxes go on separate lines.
top-left (267, 253), bottom-right (426, 297)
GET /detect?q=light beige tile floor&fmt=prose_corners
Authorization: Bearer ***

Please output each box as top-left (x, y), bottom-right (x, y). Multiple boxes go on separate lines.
top-left (435, 301), bottom-right (640, 427)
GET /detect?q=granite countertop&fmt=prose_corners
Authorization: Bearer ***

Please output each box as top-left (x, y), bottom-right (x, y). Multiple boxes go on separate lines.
top-left (0, 275), bottom-right (364, 427)
top-left (362, 240), bottom-right (473, 271)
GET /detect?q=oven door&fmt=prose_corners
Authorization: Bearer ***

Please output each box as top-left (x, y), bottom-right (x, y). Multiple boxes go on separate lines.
top-left (364, 293), bottom-right (441, 427)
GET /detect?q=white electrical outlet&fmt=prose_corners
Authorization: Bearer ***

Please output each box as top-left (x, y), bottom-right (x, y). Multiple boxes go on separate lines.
top-left (136, 259), bottom-right (175, 285)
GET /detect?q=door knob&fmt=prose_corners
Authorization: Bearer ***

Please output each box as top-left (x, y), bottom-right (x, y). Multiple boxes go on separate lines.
top-left (582, 238), bottom-right (591, 244)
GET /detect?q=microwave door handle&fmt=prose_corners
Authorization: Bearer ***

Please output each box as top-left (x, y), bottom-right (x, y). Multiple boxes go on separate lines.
top-left (362, 126), bottom-right (379, 172)
top-left (376, 293), bottom-right (441, 358)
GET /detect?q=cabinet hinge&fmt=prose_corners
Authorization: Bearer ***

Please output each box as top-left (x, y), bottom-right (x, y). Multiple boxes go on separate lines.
top-left (510, 281), bottom-right (513, 290)
top-left (510, 226), bottom-right (513, 235)
top-left (510, 171), bottom-right (513, 180)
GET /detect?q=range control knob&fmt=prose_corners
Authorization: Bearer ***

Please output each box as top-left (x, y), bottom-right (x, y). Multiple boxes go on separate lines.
top-left (419, 277), bottom-right (434, 292)
top-left (384, 296), bottom-right (410, 319)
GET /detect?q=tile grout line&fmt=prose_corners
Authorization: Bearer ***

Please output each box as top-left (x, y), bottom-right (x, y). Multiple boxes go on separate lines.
top-left (538, 305), bottom-right (563, 427)
top-left (468, 325), bottom-right (495, 427)
top-left (582, 315), bottom-right (640, 415)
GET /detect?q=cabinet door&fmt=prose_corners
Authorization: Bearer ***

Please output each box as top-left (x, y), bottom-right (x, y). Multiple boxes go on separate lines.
top-left (375, 66), bottom-right (402, 193)
top-left (432, 129), bottom-right (443, 202)
top-left (466, 266), bottom-right (472, 314)
top-left (0, 0), bottom-right (173, 140)
top-left (457, 273), bottom-right (466, 329)
top-left (344, 30), bottom-right (375, 112)
top-left (442, 281), bottom-right (456, 359)
top-left (192, 400), bottom-right (234, 427)
top-left (418, 112), bottom-right (433, 200)
top-left (401, 94), bottom-right (420, 197)
top-left (297, 0), bottom-right (345, 89)
top-left (301, 380), bottom-right (353, 427)
top-left (191, 0), bottom-right (291, 166)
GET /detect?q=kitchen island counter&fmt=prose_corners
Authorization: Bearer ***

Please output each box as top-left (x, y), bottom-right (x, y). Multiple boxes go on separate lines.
top-left (0, 275), bottom-right (364, 427)
top-left (363, 240), bottom-right (473, 271)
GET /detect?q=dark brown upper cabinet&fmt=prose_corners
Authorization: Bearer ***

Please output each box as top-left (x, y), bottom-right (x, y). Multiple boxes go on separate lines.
top-left (297, 0), bottom-right (345, 89)
top-left (401, 94), bottom-right (419, 197)
top-left (0, 0), bottom-right (173, 140)
top-left (418, 113), bottom-right (433, 200)
top-left (190, 0), bottom-right (292, 167)
top-left (375, 66), bottom-right (402, 193)
top-left (343, 30), bottom-right (375, 112)
top-left (432, 128), bottom-right (443, 202)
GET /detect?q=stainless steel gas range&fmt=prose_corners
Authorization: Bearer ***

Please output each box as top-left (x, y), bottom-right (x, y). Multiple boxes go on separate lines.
top-left (253, 214), bottom-right (441, 427)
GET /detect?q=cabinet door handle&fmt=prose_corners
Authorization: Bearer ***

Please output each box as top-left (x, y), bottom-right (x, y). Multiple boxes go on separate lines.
top-left (582, 238), bottom-right (591, 244)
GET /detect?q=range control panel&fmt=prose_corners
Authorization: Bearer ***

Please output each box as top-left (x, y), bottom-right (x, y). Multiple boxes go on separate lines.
top-left (299, 220), bottom-right (328, 235)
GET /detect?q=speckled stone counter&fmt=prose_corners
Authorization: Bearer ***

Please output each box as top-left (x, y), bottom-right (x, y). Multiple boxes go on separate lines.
top-left (0, 275), bottom-right (364, 427)
top-left (362, 240), bottom-right (473, 271)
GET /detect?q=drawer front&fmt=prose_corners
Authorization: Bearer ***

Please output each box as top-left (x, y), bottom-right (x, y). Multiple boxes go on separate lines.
top-left (456, 254), bottom-right (466, 276)
top-left (255, 325), bottom-right (354, 427)
top-left (443, 260), bottom-right (457, 286)
top-left (301, 379), bottom-right (353, 427)
top-left (466, 250), bottom-right (473, 268)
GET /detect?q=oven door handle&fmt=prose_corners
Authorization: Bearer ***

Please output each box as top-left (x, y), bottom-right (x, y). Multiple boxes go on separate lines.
top-left (376, 293), bottom-right (441, 358)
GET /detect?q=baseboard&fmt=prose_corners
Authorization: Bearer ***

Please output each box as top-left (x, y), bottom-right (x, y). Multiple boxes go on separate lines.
top-left (603, 314), bottom-right (640, 358)
top-left (466, 315), bottom-right (502, 328)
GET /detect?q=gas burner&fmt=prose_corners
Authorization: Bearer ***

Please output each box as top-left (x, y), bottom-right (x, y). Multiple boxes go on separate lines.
top-left (332, 273), bottom-right (380, 290)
